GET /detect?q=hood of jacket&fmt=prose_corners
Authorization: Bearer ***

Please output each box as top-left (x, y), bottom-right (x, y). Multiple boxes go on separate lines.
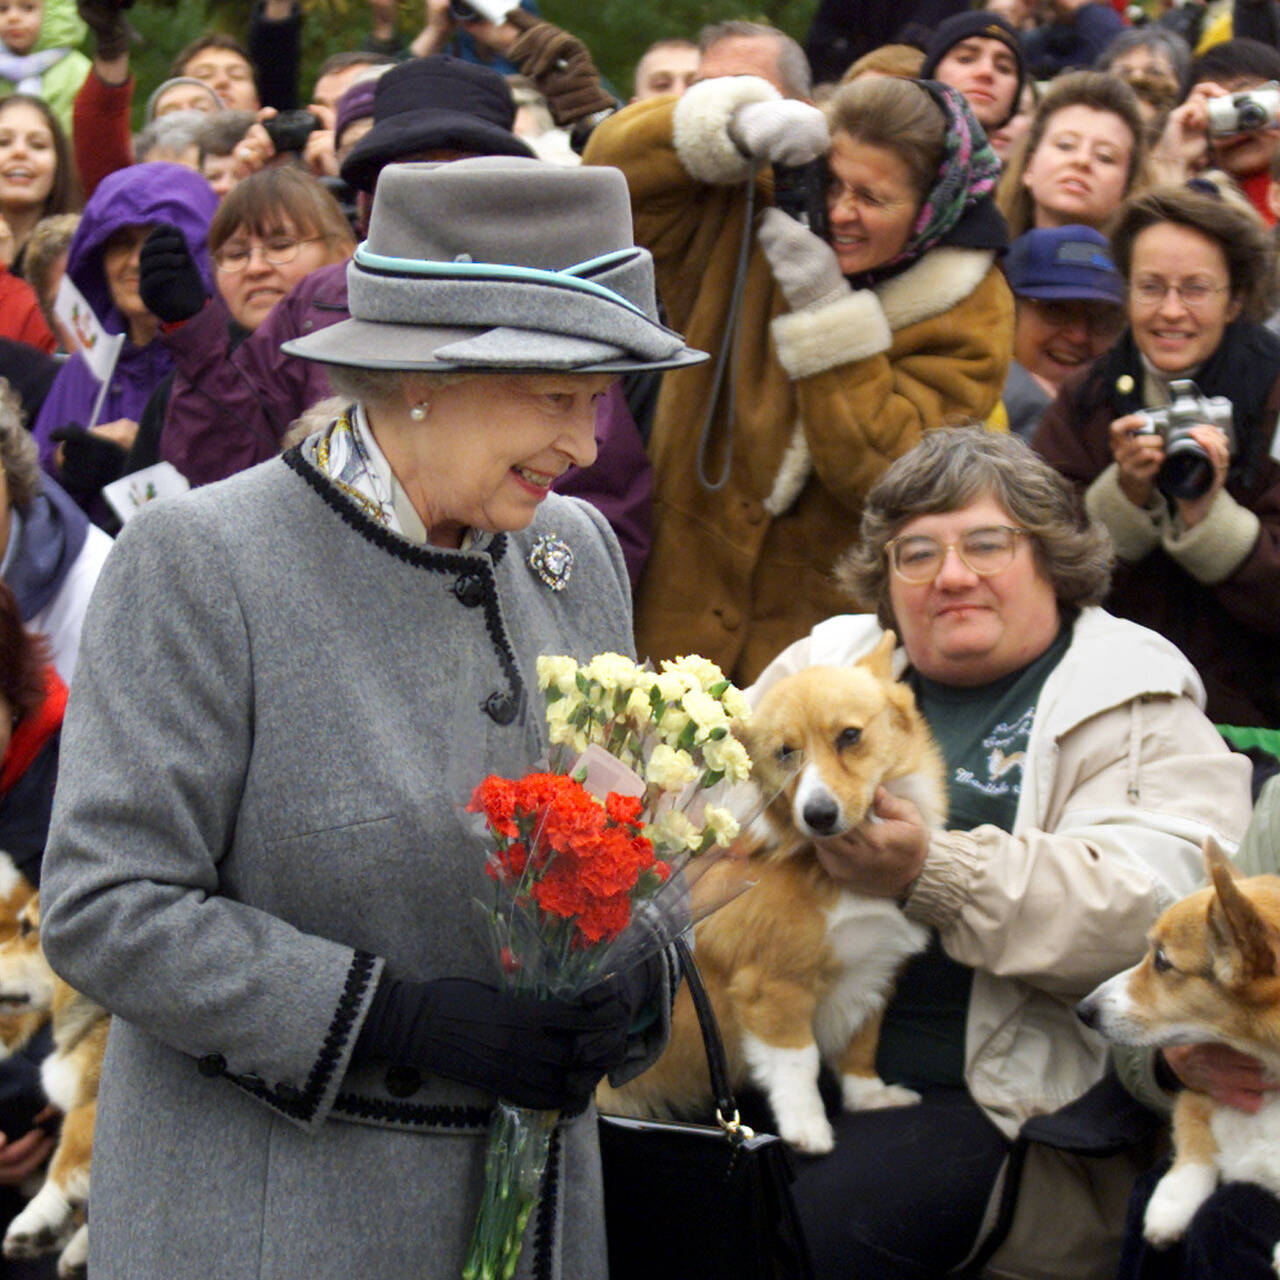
top-left (67, 163), bottom-right (217, 335)
top-left (33, 0), bottom-right (85, 53)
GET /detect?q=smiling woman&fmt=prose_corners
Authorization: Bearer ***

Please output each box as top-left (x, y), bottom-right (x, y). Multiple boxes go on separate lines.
top-left (37, 156), bottom-right (707, 1280)
top-left (0, 95), bottom-right (79, 276)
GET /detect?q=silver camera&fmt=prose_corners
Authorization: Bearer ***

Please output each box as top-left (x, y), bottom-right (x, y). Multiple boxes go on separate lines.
top-left (1133, 379), bottom-right (1234, 500)
top-left (1206, 81), bottom-right (1280, 136)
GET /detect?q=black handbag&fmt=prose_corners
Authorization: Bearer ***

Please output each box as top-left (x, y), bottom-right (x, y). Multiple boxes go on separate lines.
top-left (598, 938), bottom-right (815, 1280)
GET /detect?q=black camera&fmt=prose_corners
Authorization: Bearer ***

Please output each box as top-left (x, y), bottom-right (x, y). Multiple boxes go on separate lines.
top-left (1133, 379), bottom-right (1235, 500)
top-left (772, 159), bottom-right (830, 243)
top-left (264, 110), bottom-right (320, 155)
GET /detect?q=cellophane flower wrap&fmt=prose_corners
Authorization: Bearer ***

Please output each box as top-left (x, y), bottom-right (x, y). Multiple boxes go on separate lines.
top-left (461, 652), bottom-right (768, 1280)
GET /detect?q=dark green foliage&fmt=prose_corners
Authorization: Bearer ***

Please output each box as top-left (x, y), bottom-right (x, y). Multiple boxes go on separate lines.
top-left (123, 0), bottom-right (813, 130)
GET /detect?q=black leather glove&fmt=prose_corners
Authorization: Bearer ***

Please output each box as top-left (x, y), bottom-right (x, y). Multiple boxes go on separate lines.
top-left (76, 0), bottom-right (137, 60)
top-left (353, 974), bottom-right (635, 1112)
top-left (49, 424), bottom-right (126, 496)
top-left (139, 224), bottom-right (207, 325)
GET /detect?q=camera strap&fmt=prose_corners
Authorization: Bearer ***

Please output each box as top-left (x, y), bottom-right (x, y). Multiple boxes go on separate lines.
top-left (695, 179), bottom-right (756, 493)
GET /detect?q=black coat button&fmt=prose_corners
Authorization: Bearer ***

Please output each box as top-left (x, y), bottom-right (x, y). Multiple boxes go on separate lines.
top-left (484, 692), bottom-right (517, 725)
top-left (276, 1083), bottom-right (305, 1105)
top-left (385, 1066), bottom-right (423, 1098)
top-left (453, 574), bottom-right (486, 607)
top-left (197, 1053), bottom-right (226, 1078)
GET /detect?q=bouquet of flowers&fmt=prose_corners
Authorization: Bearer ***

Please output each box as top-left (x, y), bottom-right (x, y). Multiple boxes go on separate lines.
top-left (460, 651), bottom-right (767, 1280)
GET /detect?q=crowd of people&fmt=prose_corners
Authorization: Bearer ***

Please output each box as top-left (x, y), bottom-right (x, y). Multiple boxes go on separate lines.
top-left (0, 0), bottom-right (1275, 1275)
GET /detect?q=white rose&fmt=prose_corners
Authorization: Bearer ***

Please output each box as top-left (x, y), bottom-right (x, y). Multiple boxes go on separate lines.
top-left (702, 804), bottom-right (740, 847)
top-left (657, 706), bottom-right (691, 741)
top-left (646, 743), bottom-right (700, 792)
top-left (682, 689), bottom-right (731, 738)
top-left (653, 671), bottom-right (694, 704)
top-left (667, 654), bottom-right (727, 691)
top-left (648, 808), bottom-right (702, 853)
top-left (537, 654), bottom-right (580, 697)
top-left (585, 652), bottom-right (640, 693)
top-left (625, 687), bottom-right (655, 727)
top-left (702, 734), bottom-right (752, 783)
top-left (721, 686), bottom-right (751, 722)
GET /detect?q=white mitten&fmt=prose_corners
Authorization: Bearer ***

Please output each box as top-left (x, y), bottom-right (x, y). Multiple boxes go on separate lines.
top-left (730, 98), bottom-right (829, 166)
top-left (757, 207), bottom-right (849, 312)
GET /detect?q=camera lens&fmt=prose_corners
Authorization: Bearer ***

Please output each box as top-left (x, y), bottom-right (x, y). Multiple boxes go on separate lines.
top-left (1158, 439), bottom-right (1214, 501)
top-left (1237, 102), bottom-right (1267, 130)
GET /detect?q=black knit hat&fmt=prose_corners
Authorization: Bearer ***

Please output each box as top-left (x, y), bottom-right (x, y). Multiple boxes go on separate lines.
top-left (920, 11), bottom-right (1026, 129)
top-left (340, 55), bottom-right (534, 193)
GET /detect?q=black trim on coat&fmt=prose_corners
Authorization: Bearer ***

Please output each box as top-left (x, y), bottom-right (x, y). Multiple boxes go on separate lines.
top-left (532, 1125), bottom-right (562, 1280)
top-left (281, 444), bottom-right (526, 726)
top-left (331, 1093), bottom-right (493, 1131)
top-left (224, 949), bottom-right (378, 1122)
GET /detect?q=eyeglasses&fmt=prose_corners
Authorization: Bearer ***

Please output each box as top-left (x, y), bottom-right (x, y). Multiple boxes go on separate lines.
top-left (885, 526), bottom-right (1033, 583)
top-left (826, 176), bottom-right (911, 213)
top-left (214, 236), bottom-right (323, 272)
top-left (1129, 278), bottom-right (1231, 308)
top-left (1027, 299), bottom-right (1126, 336)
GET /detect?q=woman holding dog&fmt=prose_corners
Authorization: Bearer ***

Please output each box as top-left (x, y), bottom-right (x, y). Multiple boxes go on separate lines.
top-left (37, 158), bottom-right (702, 1278)
top-left (1034, 185), bottom-right (1280, 737)
top-left (750, 427), bottom-right (1252, 1278)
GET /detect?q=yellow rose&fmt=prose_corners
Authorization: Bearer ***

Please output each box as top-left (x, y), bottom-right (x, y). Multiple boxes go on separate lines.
top-left (667, 654), bottom-right (727, 691)
top-left (682, 689), bottom-right (731, 739)
top-left (702, 804), bottom-right (740, 846)
top-left (702, 735), bottom-right (752, 783)
top-left (648, 808), bottom-right (702, 853)
top-left (537, 654), bottom-right (580, 697)
top-left (646, 743), bottom-right (699, 792)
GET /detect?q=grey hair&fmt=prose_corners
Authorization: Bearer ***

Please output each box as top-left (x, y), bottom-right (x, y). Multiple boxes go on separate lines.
top-left (134, 110), bottom-right (207, 163)
top-left (698, 20), bottom-right (812, 98)
top-left (836, 427), bottom-right (1113, 628)
top-left (0, 380), bottom-right (43, 512)
top-left (323, 366), bottom-right (475, 407)
top-left (1096, 27), bottom-right (1193, 96)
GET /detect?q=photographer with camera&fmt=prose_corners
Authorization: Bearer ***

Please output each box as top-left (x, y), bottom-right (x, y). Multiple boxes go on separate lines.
top-left (1035, 185), bottom-right (1280, 743)
top-left (584, 58), bottom-right (1013, 683)
top-left (1150, 39), bottom-right (1280, 222)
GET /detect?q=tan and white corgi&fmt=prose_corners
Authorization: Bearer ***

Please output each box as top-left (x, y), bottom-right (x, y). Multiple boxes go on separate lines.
top-left (599, 632), bottom-right (948, 1154)
top-left (0, 894), bottom-right (108, 1280)
top-left (1078, 842), bottom-right (1280, 1272)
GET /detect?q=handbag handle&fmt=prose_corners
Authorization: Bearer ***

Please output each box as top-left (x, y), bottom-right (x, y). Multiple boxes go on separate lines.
top-left (673, 936), bottom-right (756, 1140)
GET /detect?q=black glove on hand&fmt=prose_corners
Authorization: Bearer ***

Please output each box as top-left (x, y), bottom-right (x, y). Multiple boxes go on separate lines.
top-left (76, 0), bottom-right (137, 60)
top-left (49, 424), bottom-right (126, 495)
top-left (138, 224), bottom-right (207, 325)
top-left (353, 975), bottom-right (634, 1112)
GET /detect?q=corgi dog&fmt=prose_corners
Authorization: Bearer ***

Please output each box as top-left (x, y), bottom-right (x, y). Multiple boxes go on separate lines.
top-left (0, 894), bottom-right (108, 1280)
top-left (599, 632), bottom-right (948, 1154)
top-left (1078, 842), bottom-right (1280, 1272)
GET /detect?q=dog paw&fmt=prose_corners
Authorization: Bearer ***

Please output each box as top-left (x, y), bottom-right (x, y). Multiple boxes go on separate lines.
top-left (4, 1223), bottom-right (61, 1260)
top-left (841, 1075), bottom-right (921, 1111)
top-left (1143, 1164), bottom-right (1217, 1248)
top-left (56, 1224), bottom-right (87, 1280)
top-left (777, 1108), bottom-right (835, 1155)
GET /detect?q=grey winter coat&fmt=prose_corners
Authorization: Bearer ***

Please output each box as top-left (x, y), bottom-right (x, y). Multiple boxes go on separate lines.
top-left (39, 445), bottom-right (661, 1279)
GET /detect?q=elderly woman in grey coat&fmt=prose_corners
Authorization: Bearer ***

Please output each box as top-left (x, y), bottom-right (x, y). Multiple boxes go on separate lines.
top-left (37, 157), bottom-right (705, 1279)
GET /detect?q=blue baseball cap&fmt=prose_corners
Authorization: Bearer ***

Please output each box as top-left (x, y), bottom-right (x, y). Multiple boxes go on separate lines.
top-left (1004, 226), bottom-right (1126, 306)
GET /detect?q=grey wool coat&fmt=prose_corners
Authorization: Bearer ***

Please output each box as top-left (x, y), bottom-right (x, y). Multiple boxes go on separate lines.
top-left (39, 444), bottom-right (669, 1280)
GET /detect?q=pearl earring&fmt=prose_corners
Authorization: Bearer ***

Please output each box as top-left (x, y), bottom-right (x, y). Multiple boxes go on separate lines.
top-left (410, 402), bottom-right (430, 421)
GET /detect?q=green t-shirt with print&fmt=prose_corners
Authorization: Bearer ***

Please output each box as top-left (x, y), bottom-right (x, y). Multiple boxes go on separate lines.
top-left (875, 623), bottom-right (1073, 1091)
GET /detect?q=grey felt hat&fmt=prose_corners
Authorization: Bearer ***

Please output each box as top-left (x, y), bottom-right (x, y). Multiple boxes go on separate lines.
top-left (281, 157), bottom-right (706, 374)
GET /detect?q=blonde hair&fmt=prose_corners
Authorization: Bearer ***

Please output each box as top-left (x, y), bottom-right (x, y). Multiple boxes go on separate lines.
top-left (996, 71), bottom-right (1149, 238)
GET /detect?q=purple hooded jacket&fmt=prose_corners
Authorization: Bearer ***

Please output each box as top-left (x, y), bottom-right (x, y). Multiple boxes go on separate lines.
top-left (32, 163), bottom-right (219, 478)
top-left (158, 262), bottom-right (655, 586)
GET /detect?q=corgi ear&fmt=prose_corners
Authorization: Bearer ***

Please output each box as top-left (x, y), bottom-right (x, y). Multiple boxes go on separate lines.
top-left (858, 630), bottom-right (897, 681)
top-left (1207, 845), bottom-right (1278, 984)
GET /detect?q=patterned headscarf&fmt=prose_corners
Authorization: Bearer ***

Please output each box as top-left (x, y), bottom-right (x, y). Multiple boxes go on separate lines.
top-left (868, 80), bottom-right (1002, 281)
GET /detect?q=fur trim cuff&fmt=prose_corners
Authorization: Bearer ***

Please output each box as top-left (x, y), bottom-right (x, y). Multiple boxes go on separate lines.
top-left (672, 75), bottom-right (779, 186)
top-left (1164, 488), bottom-right (1260, 584)
top-left (772, 288), bottom-right (891, 381)
top-left (1084, 464), bottom-right (1162, 564)
top-left (876, 248), bottom-right (995, 332)
top-left (763, 420), bottom-right (811, 515)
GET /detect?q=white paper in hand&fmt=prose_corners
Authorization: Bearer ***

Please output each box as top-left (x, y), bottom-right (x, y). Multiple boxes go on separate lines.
top-left (101, 462), bottom-right (190, 524)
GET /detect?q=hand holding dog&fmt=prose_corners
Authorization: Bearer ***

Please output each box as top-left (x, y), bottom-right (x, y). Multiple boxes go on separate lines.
top-left (0, 1108), bottom-right (57, 1186)
top-left (813, 787), bottom-right (929, 899)
top-left (1163, 1043), bottom-right (1279, 1114)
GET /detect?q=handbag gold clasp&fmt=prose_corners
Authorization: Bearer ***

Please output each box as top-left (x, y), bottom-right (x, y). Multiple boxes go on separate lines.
top-left (715, 1108), bottom-right (755, 1141)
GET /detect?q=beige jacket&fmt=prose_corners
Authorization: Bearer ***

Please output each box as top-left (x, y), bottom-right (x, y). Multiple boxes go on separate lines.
top-left (751, 606), bottom-right (1253, 1138)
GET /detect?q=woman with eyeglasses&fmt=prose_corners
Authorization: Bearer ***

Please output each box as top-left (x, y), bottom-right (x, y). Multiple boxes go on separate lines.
top-left (1034, 185), bottom-right (1280, 736)
top-left (585, 71), bottom-right (1013, 684)
top-left (118, 166), bottom-right (355, 483)
top-left (29, 162), bottom-right (217, 528)
top-left (748, 426), bottom-right (1252, 1279)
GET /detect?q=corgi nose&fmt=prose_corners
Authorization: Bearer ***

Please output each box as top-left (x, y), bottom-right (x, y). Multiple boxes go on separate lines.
top-left (802, 795), bottom-right (841, 835)
top-left (1075, 997), bottom-right (1100, 1030)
